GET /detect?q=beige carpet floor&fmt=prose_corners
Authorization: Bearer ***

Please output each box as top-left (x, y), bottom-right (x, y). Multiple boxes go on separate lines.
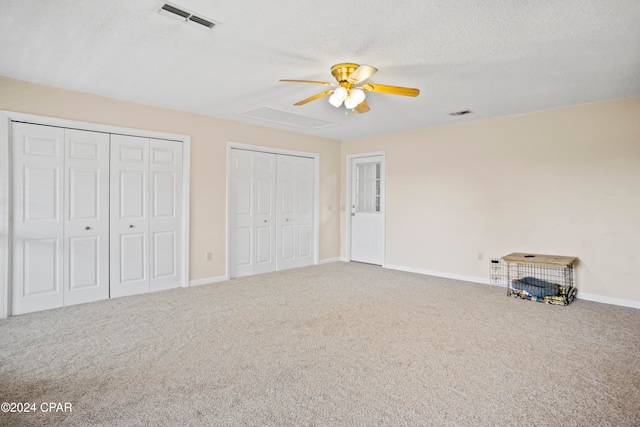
top-left (1, 262), bottom-right (639, 426)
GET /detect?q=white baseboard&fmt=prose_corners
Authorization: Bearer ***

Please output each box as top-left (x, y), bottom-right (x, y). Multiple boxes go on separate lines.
top-left (576, 292), bottom-right (640, 309)
top-left (384, 264), bottom-right (490, 285)
top-left (189, 275), bottom-right (229, 287)
top-left (383, 263), bottom-right (640, 310)
top-left (318, 257), bottom-right (341, 265)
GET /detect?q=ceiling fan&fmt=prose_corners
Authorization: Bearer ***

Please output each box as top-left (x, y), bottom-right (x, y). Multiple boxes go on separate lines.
top-left (280, 63), bottom-right (420, 114)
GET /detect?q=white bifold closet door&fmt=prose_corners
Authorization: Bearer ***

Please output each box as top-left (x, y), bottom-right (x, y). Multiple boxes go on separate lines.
top-left (276, 155), bottom-right (314, 271)
top-left (229, 149), bottom-right (314, 278)
top-left (12, 123), bottom-right (109, 315)
top-left (110, 135), bottom-right (183, 298)
top-left (230, 150), bottom-right (277, 278)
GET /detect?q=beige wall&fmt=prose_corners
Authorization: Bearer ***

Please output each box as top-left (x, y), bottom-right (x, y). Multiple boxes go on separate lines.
top-left (342, 96), bottom-right (640, 303)
top-left (3, 75), bottom-right (639, 304)
top-left (0, 77), bottom-right (342, 281)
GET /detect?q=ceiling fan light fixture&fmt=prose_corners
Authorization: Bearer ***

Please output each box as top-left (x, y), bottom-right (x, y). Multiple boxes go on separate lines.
top-left (350, 88), bottom-right (366, 104)
top-left (333, 86), bottom-right (348, 102)
top-left (281, 62), bottom-right (420, 115)
top-left (328, 94), bottom-right (343, 108)
top-left (344, 96), bottom-right (358, 109)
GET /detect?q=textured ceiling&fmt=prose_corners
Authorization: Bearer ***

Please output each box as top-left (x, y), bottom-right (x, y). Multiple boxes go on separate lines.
top-left (1, 0), bottom-right (639, 140)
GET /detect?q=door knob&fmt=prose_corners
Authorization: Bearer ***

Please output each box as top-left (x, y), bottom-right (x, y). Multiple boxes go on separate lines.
top-left (264, 220), bottom-right (267, 223)
top-left (285, 218), bottom-right (290, 222)
top-left (129, 225), bottom-right (134, 228)
top-left (85, 226), bottom-right (91, 230)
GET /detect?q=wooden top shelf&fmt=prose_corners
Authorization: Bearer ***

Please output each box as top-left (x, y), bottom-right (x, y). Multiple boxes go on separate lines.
top-left (502, 253), bottom-right (578, 268)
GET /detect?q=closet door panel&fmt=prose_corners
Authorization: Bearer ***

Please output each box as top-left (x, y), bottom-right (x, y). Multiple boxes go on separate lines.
top-left (64, 129), bottom-right (109, 306)
top-left (234, 227), bottom-right (252, 268)
top-left (230, 150), bottom-right (277, 277)
top-left (280, 225), bottom-right (295, 260)
top-left (252, 152), bottom-right (276, 274)
top-left (276, 155), bottom-right (296, 269)
top-left (68, 236), bottom-right (99, 287)
top-left (110, 134), bottom-right (150, 298)
top-left (276, 155), bottom-right (314, 271)
top-left (12, 123), bottom-right (65, 314)
top-left (149, 139), bottom-right (183, 292)
top-left (298, 224), bottom-right (312, 257)
top-left (153, 231), bottom-right (176, 278)
top-left (153, 173), bottom-right (176, 217)
top-left (23, 239), bottom-right (60, 295)
top-left (230, 150), bottom-right (255, 278)
top-left (294, 158), bottom-right (314, 263)
top-left (120, 233), bottom-right (146, 281)
top-left (120, 171), bottom-right (146, 218)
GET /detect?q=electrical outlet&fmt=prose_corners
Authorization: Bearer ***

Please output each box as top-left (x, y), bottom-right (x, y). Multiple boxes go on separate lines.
top-left (206, 252), bottom-right (212, 261)
top-left (478, 252), bottom-right (483, 261)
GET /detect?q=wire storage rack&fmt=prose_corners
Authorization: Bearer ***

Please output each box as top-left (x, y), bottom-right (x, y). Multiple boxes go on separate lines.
top-left (490, 253), bottom-right (578, 305)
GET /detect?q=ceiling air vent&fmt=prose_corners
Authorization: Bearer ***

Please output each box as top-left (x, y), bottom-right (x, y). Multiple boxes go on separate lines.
top-left (449, 110), bottom-right (473, 116)
top-left (158, 2), bottom-right (219, 30)
top-left (160, 3), bottom-right (190, 19)
top-left (188, 15), bottom-right (215, 29)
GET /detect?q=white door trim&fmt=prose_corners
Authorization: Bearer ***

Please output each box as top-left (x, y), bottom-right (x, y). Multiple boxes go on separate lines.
top-left (0, 114), bottom-right (10, 319)
top-left (226, 141), bottom-right (320, 279)
top-left (345, 151), bottom-right (386, 265)
top-left (0, 110), bottom-right (191, 319)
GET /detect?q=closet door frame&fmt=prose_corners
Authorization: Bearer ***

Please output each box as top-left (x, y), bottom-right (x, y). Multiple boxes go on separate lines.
top-left (226, 141), bottom-right (320, 280)
top-left (0, 110), bottom-right (191, 319)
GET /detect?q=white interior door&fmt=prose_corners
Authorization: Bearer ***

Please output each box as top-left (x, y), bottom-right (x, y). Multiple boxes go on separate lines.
top-left (230, 149), bottom-right (254, 278)
top-left (64, 128), bottom-right (110, 306)
top-left (276, 155), bottom-right (314, 271)
top-left (350, 155), bottom-right (385, 265)
top-left (11, 123), bottom-right (65, 314)
top-left (110, 134), bottom-right (150, 297)
top-left (149, 139), bottom-right (183, 292)
top-left (253, 152), bottom-right (277, 275)
top-left (230, 149), bottom-right (276, 278)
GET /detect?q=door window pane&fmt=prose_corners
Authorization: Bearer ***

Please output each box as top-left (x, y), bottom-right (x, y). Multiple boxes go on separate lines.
top-left (355, 162), bottom-right (381, 213)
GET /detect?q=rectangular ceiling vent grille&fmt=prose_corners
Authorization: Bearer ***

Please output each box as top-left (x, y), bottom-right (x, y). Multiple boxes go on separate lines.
top-left (449, 110), bottom-right (473, 116)
top-left (160, 4), bottom-right (190, 19)
top-left (158, 3), bottom-right (219, 30)
top-left (188, 15), bottom-right (215, 29)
